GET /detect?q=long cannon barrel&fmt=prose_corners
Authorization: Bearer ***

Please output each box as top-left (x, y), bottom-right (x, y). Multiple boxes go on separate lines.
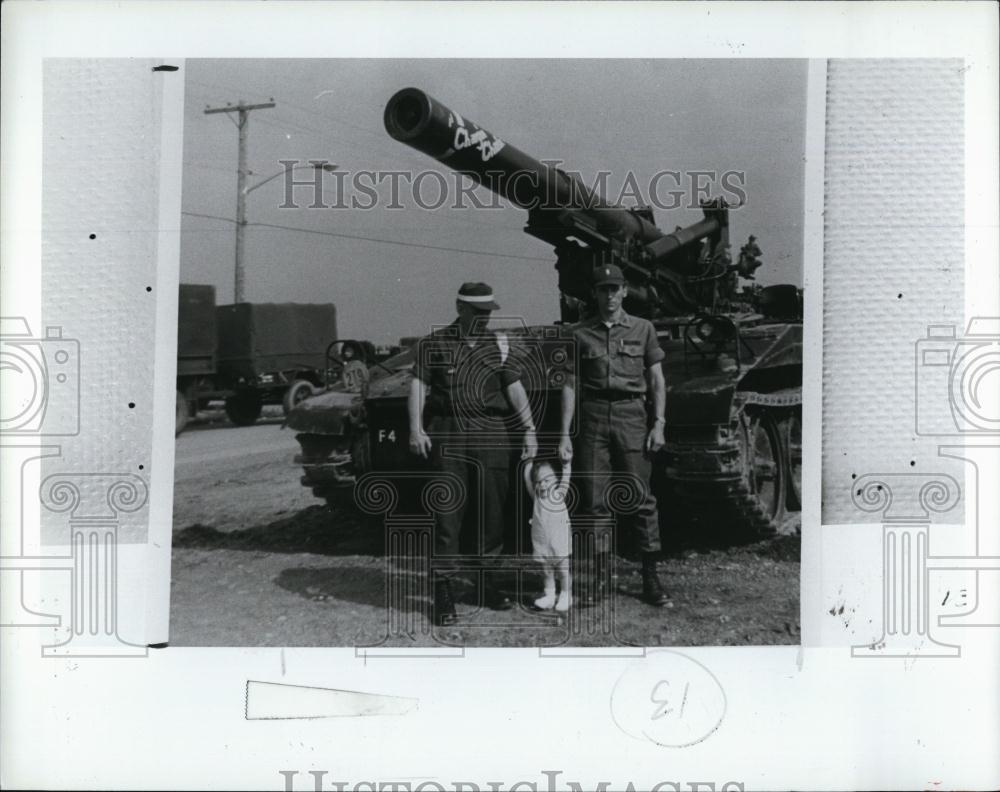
top-left (385, 87), bottom-right (732, 319)
top-left (384, 87), bottom-right (663, 245)
top-left (647, 204), bottom-right (728, 263)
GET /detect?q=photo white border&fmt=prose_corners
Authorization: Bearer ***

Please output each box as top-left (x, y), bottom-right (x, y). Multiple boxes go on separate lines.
top-left (2, 2), bottom-right (998, 790)
top-left (799, 58), bottom-right (827, 648)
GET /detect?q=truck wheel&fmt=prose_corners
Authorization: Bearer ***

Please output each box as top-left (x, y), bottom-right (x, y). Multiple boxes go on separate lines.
top-left (175, 389), bottom-right (189, 436)
top-left (224, 393), bottom-right (262, 427)
top-left (282, 380), bottom-right (315, 415)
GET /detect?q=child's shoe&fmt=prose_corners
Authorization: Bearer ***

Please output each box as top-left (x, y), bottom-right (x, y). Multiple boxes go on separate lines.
top-left (555, 590), bottom-right (572, 612)
top-left (533, 589), bottom-right (557, 610)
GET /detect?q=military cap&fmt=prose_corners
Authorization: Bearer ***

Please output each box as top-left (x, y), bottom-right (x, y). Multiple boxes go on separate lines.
top-left (592, 264), bottom-right (626, 287)
top-left (457, 282), bottom-right (500, 310)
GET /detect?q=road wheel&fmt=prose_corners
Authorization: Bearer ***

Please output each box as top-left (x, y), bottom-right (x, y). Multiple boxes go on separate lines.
top-left (224, 392), bottom-right (262, 427)
top-left (282, 380), bottom-right (314, 416)
top-left (784, 410), bottom-right (802, 512)
top-left (733, 409), bottom-right (787, 539)
top-left (175, 389), bottom-right (189, 436)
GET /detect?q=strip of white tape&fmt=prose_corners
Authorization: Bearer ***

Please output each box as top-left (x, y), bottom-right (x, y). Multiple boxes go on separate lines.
top-left (245, 680), bottom-right (418, 720)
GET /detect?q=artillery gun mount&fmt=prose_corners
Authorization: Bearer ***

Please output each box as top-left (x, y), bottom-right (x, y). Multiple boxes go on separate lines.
top-left (287, 88), bottom-right (802, 545)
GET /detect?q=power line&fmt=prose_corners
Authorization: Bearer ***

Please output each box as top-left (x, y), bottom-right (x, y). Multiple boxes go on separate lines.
top-left (211, 130), bottom-right (528, 236)
top-left (189, 86), bottom-right (528, 236)
top-left (250, 220), bottom-right (551, 261)
top-left (248, 101), bottom-right (432, 172)
top-left (247, 112), bottom-right (419, 170)
top-left (189, 78), bottom-right (456, 186)
top-left (182, 211), bottom-right (236, 224)
top-left (180, 211), bottom-right (552, 262)
top-left (189, 77), bottom-right (387, 143)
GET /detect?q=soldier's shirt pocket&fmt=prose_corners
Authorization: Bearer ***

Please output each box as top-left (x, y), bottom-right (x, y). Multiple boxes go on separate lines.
top-left (582, 346), bottom-right (609, 378)
top-left (426, 348), bottom-right (454, 374)
top-left (616, 340), bottom-right (645, 376)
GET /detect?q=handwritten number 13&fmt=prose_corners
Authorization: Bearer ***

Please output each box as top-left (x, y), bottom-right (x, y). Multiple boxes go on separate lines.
top-left (650, 679), bottom-right (690, 721)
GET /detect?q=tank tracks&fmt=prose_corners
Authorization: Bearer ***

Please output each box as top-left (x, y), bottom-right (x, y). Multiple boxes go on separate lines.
top-left (661, 393), bottom-right (801, 547)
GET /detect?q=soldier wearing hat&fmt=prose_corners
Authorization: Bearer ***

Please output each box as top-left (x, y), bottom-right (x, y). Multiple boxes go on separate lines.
top-left (558, 264), bottom-right (669, 607)
top-left (409, 282), bottom-right (538, 626)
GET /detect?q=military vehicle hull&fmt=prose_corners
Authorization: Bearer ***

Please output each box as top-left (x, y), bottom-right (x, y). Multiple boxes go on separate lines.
top-left (290, 314), bottom-right (800, 544)
top-left (288, 87), bottom-right (802, 544)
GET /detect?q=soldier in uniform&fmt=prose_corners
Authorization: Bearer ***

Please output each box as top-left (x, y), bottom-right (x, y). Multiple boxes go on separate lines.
top-left (409, 282), bottom-right (538, 626)
top-left (737, 235), bottom-right (763, 279)
top-left (558, 264), bottom-right (669, 607)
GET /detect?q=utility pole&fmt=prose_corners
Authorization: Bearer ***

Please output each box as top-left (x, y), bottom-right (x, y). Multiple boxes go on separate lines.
top-left (204, 99), bottom-right (275, 303)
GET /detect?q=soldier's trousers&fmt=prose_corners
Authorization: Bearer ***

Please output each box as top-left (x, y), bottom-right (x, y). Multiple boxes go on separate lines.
top-left (576, 397), bottom-right (662, 554)
top-left (428, 415), bottom-right (513, 576)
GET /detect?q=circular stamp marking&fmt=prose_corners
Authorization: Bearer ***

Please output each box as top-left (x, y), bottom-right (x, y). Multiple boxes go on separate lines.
top-left (610, 650), bottom-right (727, 747)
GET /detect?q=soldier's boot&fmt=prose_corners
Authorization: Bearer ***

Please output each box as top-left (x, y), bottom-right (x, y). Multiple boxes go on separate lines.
top-left (484, 570), bottom-right (514, 611)
top-left (433, 578), bottom-right (458, 626)
top-left (641, 553), bottom-right (669, 608)
top-left (579, 552), bottom-right (610, 607)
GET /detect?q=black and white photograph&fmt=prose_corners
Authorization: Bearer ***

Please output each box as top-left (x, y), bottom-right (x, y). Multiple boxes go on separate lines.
top-left (2, 2), bottom-right (998, 791)
top-left (170, 59), bottom-right (805, 648)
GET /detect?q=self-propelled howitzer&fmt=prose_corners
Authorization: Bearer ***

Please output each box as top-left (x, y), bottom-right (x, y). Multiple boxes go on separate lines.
top-left (383, 87), bottom-right (732, 319)
top-left (287, 88), bottom-right (803, 543)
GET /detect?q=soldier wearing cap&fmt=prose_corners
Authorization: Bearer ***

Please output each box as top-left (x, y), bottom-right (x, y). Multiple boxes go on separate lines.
top-left (558, 264), bottom-right (669, 607)
top-left (409, 282), bottom-right (538, 626)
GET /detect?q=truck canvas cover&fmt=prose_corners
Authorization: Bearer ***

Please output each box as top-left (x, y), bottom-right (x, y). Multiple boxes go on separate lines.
top-left (216, 302), bottom-right (338, 378)
top-left (177, 284), bottom-right (217, 377)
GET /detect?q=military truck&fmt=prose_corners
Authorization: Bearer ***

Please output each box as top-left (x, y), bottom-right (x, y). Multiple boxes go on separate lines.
top-left (176, 283), bottom-right (219, 435)
top-left (175, 284), bottom-right (339, 433)
top-left (287, 88), bottom-right (802, 544)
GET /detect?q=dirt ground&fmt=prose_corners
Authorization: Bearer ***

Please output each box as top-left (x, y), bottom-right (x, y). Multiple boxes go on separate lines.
top-left (170, 412), bottom-right (801, 648)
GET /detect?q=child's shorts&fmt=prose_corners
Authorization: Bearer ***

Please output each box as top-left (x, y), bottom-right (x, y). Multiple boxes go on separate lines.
top-left (531, 516), bottom-right (571, 561)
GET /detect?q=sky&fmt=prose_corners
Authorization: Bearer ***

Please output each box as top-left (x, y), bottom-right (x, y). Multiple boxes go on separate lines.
top-left (181, 59), bottom-right (807, 343)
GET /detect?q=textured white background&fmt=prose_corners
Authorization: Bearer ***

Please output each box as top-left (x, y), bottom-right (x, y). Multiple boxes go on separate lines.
top-left (2, 3), bottom-right (997, 790)
top-left (35, 58), bottom-right (182, 645)
top-left (41, 59), bottom-right (165, 544)
top-left (822, 59), bottom-right (965, 525)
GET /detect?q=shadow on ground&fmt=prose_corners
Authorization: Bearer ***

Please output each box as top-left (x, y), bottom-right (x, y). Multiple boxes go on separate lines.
top-left (174, 505), bottom-right (801, 565)
top-left (182, 406), bottom-right (286, 433)
top-left (275, 562), bottom-right (388, 610)
top-left (173, 504), bottom-right (383, 556)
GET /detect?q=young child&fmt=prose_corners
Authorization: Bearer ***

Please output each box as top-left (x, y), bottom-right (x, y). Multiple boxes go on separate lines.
top-left (340, 341), bottom-right (370, 394)
top-left (523, 457), bottom-right (572, 611)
